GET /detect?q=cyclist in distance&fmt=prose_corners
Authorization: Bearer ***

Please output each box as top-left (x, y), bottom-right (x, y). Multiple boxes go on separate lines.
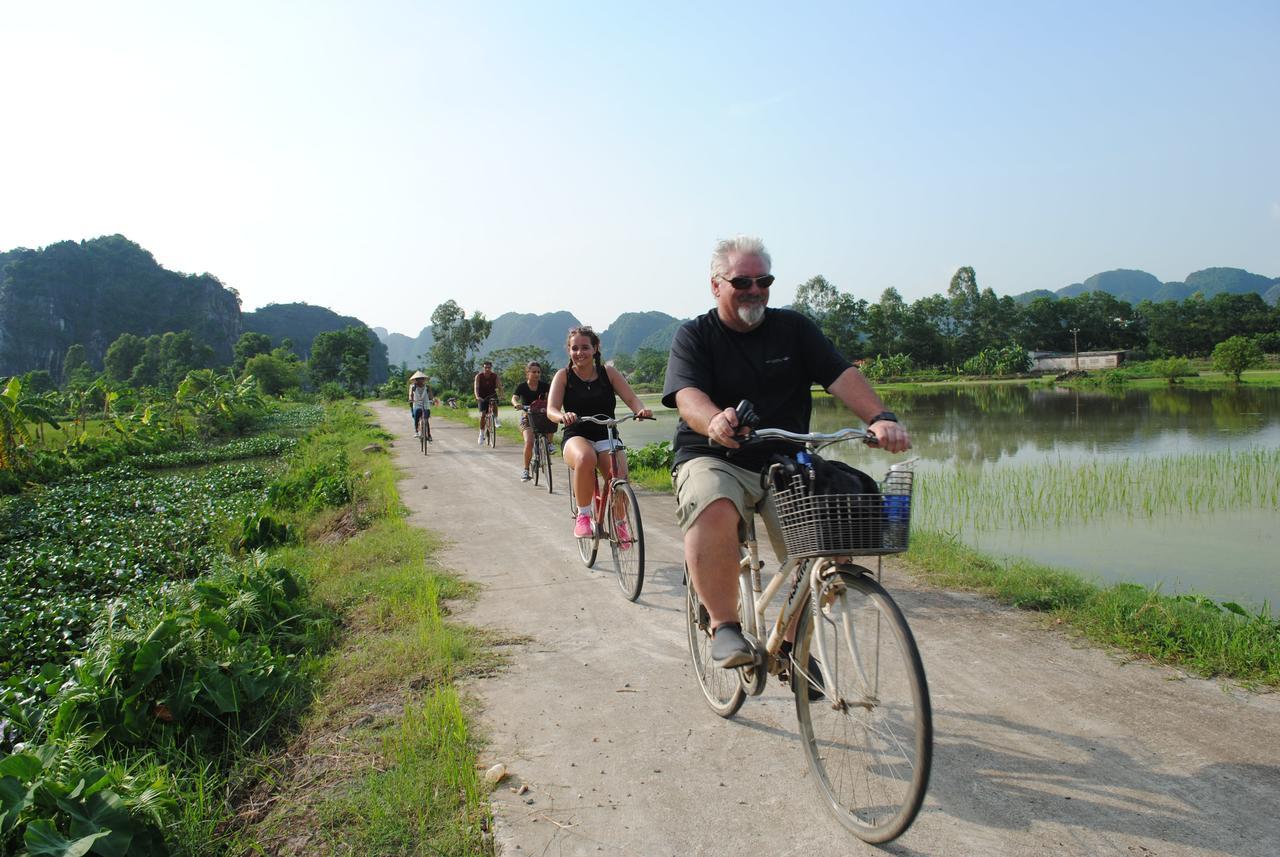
top-left (662, 235), bottom-right (911, 668)
top-left (547, 326), bottom-right (653, 538)
top-left (474, 359), bottom-right (501, 444)
top-left (408, 371), bottom-right (433, 441)
top-left (512, 360), bottom-right (554, 481)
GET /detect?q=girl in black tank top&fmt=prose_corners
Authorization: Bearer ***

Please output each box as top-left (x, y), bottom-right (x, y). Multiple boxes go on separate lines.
top-left (562, 367), bottom-right (616, 444)
top-left (547, 327), bottom-right (654, 536)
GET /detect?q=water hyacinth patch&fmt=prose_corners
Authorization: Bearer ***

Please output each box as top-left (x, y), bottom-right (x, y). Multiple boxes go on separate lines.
top-left (133, 435), bottom-right (296, 470)
top-left (0, 463), bottom-right (272, 678)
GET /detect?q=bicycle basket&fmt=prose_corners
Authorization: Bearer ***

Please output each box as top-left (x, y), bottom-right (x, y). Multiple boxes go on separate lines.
top-left (529, 408), bottom-right (557, 434)
top-left (769, 467), bottom-right (913, 558)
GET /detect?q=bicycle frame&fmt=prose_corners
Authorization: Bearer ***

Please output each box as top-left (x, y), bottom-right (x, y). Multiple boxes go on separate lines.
top-left (569, 413), bottom-right (644, 527)
top-left (738, 515), bottom-right (883, 697)
top-left (732, 427), bottom-right (892, 689)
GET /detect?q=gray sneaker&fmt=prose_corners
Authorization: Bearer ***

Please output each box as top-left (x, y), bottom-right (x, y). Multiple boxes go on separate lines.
top-left (520, 469), bottom-right (531, 482)
top-left (711, 623), bottom-right (752, 668)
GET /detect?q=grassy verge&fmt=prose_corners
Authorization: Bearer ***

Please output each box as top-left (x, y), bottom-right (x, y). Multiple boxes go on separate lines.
top-left (232, 403), bottom-right (496, 856)
top-left (902, 530), bottom-right (1280, 687)
top-left (0, 401), bottom-right (494, 856)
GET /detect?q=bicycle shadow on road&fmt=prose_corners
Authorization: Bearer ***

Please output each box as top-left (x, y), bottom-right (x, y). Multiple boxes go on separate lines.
top-left (926, 707), bottom-right (1280, 854)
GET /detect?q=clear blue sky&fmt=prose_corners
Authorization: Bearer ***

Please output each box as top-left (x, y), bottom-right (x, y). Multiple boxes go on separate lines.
top-left (2, 1), bottom-right (1277, 334)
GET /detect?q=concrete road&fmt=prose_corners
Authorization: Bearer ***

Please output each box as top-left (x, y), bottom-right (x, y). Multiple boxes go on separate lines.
top-left (371, 402), bottom-right (1280, 857)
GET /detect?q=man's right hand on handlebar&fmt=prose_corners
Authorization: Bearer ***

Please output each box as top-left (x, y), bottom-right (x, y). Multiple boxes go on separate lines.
top-left (706, 406), bottom-right (746, 448)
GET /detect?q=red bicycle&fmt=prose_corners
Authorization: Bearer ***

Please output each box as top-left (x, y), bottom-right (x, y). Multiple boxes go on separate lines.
top-left (565, 413), bottom-right (652, 601)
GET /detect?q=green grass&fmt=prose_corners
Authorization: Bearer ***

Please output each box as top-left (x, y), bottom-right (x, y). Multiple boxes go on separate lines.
top-left (0, 399), bottom-right (494, 855)
top-left (903, 530), bottom-right (1280, 687)
top-left (229, 403), bottom-right (496, 856)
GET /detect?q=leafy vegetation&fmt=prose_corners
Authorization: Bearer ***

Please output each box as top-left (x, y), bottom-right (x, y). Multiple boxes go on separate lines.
top-left (1212, 335), bottom-right (1265, 382)
top-left (428, 300), bottom-right (492, 392)
top-left (0, 462), bottom-right (272, 677)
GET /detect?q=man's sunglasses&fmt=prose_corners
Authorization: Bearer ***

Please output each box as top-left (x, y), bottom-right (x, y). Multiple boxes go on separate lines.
top-left (718, 274), bottom-right (775, 290)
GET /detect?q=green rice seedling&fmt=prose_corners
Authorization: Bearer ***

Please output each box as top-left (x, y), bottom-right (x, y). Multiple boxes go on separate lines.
top-left (913, 447), bottom-right (1280, 533)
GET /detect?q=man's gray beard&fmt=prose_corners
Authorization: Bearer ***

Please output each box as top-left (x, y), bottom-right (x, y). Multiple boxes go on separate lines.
top-left (737, 302), bottom-right (766, 327)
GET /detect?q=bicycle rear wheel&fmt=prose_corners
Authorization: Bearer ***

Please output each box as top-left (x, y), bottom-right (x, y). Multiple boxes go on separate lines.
top-left (607, 481), bottom-right (644, 601)
top-left (577, 523), bottom-right (599, 567)
top-left (485, 415), bottom-right (496, 448)
top-left (568, 468), bottom-right (598, 567)
top-left (793, 567), bottom-right (932, 844)
top-left (684, 569), bottom-right (746, 718)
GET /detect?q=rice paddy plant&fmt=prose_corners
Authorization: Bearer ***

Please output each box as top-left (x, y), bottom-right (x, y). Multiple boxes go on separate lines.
top-left (914, 447), bottom-right (1280, 532)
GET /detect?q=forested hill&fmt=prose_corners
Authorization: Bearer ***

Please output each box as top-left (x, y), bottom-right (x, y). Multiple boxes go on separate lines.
top-left (243, 302), bottom-right (389, 382)
top-left (1015, 267), bottom-right (1279, 305)
top-left (598, 311), bottom-right (682, 356)
top-left (0, 235), bottom-right (241, 377)
top-left (483, 310), bottom-right (582, 356)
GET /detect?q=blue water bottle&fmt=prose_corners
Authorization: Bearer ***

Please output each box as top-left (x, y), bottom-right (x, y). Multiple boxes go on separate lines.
top-left (884, 463), bottom-right (911, 549)
top-left (795, 451), bottom-right (815, 491)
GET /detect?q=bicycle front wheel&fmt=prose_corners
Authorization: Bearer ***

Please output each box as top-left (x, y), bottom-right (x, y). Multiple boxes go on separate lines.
top-left (486, 417), bottom-right (497, 448)
top-left (608, 481), bottom-right (644, 601)
top-left (684, 569), bottom-right (745, 718)
top-left (537, 435), bottom-right (553, 493)
top-left (793, 567), bottom-right (932, 844)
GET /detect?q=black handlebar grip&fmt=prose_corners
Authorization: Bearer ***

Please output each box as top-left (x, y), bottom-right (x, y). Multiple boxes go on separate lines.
top-left (735, 399), bottom-right (760, 430)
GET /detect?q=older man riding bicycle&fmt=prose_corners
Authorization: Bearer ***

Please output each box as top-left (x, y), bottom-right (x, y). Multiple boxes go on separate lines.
top-left (662, 235), bottom-right (911, 668)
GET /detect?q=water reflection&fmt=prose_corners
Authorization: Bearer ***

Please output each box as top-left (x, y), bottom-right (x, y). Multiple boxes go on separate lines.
top-left (832, 385), bottom-right (1280, 466)
top-left (812, 386), bottom-right (1280, 607)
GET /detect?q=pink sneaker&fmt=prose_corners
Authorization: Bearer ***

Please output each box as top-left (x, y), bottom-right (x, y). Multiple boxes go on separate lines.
top-left (614, 520), bottom-right (632, 550)
top-left (574, 513), bottom-right (593, 538)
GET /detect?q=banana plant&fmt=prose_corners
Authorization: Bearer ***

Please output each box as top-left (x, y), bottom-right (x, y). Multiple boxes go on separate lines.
top-left (0, 377), bottom-right (61, 472)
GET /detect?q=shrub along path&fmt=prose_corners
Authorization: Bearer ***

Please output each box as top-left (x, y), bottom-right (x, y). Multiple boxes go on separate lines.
top-left (374, 402), bottom-right (1280, 857)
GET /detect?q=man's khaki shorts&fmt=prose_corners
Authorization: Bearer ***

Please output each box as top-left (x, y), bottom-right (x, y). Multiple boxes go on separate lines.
top-left (672, 456), bottom-right (788, 562)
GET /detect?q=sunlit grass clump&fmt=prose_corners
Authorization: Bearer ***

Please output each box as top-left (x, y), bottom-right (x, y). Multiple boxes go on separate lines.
top-left (914, 447), bottom-right (1280, 532)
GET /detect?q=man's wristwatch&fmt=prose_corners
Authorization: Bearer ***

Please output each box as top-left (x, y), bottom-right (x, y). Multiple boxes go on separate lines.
top-left (868, 411), bottom-right (899, 425)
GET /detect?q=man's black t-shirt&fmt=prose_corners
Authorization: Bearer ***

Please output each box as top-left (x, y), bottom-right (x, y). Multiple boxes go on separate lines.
top-left (661, 308), bottom-right (851, 474)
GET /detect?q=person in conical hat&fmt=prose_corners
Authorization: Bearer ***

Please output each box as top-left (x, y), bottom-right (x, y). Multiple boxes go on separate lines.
top-left (408, 371), bottom-right (433, 440)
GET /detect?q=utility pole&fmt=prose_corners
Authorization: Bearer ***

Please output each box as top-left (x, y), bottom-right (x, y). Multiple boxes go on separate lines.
top-left (1070, 327), bottom-right (1080, 372)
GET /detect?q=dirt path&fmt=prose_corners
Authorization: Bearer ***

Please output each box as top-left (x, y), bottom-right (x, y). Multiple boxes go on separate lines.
top-left (370, 402), bottom-right (1280, 857)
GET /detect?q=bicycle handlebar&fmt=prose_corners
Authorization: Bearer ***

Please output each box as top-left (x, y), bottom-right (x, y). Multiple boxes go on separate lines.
top-left (748, 426), bottom-right (878, 447)
top-left (727, 399), bottom-right (878, 450)
top-left (572, 413), bottom-right (656, 426)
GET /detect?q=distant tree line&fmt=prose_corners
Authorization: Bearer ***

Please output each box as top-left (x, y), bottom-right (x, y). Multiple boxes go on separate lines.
top-left (389, 280), bottom-right (1279, 402)
top-left (791, 267), bottom-right (1280, 369)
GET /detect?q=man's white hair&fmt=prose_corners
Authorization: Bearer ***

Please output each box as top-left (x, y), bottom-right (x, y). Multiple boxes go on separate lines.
top-left (710, 235), bottom-right (771, 279)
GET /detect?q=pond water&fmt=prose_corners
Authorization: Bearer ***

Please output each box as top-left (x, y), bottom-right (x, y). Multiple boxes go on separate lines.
top-left (630, 385), bottom-right (1279, 609)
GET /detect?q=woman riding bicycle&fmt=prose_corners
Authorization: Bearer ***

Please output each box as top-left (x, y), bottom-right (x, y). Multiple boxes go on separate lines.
top-left (408, 371), bottom-right (433, 441)
top-left (547, 326), bottom-right (652, 538)
top-left (512, 360), bottom-right (555, 482)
